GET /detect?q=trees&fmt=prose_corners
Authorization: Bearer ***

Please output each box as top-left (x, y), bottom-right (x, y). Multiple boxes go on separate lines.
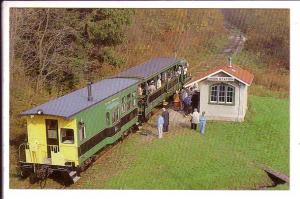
top-left (10, 8), bottom-right (133, 94)
top-left (222, 9), bottom-right (289, 70)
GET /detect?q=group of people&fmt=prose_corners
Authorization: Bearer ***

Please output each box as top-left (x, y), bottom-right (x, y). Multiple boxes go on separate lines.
top-left (156, 107), bottom-right (206, 139)
top-left (138, 65), bottom-right (189, 97)
top-left (191, 109), bottom-right (206, 134)
top-left (178, 85), bottom-right (199, 116)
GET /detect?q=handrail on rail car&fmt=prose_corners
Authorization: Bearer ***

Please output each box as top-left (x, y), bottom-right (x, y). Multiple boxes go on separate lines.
top-left (18, 142), bottom-right (29, 162)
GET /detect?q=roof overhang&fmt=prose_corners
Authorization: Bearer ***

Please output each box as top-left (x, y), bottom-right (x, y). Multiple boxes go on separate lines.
top-left (184, 69), bottom-right (250, 88)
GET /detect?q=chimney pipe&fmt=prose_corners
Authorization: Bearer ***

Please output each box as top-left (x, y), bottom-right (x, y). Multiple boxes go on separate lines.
top-left (87, 82), bottom-right (93, 101)
top-left (228, 56), bottom-right (232, 67)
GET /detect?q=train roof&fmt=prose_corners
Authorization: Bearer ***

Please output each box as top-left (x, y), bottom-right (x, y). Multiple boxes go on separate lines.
top-left (116, 57), bottom-right (184, 79)
top-left (21, 78), bottom-right (139, 119)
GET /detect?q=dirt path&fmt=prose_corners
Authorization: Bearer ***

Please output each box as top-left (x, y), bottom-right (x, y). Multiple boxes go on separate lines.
top-left (209, 22), bottom-right (246, 67)
top-left (139, 108), bottom-right (191, 140)
top-left (222, 22), bottom-right (246, 56)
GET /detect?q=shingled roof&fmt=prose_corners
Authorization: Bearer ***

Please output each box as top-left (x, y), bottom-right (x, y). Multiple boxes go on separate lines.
top-left (116, 57), bottom-right (181, 79)
top-left (21, 78), bottom-right (139, 119)
top-left (185, 65), bottom-right (254, 87)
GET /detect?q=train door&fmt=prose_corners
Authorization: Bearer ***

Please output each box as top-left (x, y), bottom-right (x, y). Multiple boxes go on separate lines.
top-left (45, 119), bottom-right (59, 158)
top-left (191, 91), bottom-right (200, 112)
top-left (106, 100), bottom-right (121, 133)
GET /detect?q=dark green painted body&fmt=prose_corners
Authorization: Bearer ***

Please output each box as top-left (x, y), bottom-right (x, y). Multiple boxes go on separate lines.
top-left (139, 59), bottom-right (188, 118)
top-left (73, 83), bottom-right (138, 164)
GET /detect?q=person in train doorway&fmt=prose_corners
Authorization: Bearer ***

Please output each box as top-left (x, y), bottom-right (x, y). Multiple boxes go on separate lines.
top-left (162, 108), bottom-right (169, 132)
top-left (173, 90), bottom-right (181, 111)
top-left (148, 80), bottom-right (156, 94)
top-left (183, 66), bottom-right (188, 79)
top-left (199, 111), bottom-right (206, 135)
top-left (180, 88), bottom-right (188, 111)
top-left (190, 108), bottom-right (199, 130)
top-left (183, 94), bottom-right (191, 117)
top-left (156, 77), bottom-right (162, 89)
top-left (157, 113), bottom-right (164, 139)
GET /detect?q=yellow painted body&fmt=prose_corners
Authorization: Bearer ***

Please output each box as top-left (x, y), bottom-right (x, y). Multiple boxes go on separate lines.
top-left (25, 115), bottom-right (79, 166)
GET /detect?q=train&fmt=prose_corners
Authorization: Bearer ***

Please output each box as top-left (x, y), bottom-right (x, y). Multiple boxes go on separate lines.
top-left (18, 57), bottom-right (189, 184)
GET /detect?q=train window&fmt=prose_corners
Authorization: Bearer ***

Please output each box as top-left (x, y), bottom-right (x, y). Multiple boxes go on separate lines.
top-left (161, 72), bottom-right (166, 82)
top-left (127, 94), bottom-right (131, 110)
top-left (46, 120), bottom-right (58, 139)
top-left (61, 128), bottom-right (74, 144)
top-left (112, 108), bottom-right (120, 124)
top-left (132, 92), bottom-right (136, 107)
top-left (106, 112), bottom-right (110, 126)
top-left (121, 96), bottom-right (126, 113)
top-left (78, 123), bottom-right (86, 141)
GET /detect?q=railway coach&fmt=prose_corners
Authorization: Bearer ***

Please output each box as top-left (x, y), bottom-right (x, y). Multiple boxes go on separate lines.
top-left (116, 57), bottom-right (189, 121)
top-left (18, 57), bottom-right (189, 183)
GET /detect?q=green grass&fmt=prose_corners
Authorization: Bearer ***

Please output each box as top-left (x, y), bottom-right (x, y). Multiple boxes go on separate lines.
top-left (79, 95), bottom-right (289, 189)
top-left (10, 95), bottom-right (289, 189)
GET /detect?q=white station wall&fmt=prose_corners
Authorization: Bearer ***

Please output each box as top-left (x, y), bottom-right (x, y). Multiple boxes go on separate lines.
top-left (198, 79), bottom-right (247, 122)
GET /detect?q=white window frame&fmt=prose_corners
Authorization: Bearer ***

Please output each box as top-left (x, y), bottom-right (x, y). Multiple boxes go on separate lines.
top-left (78, 122), bottom-right (86, 141)
top-left (61, 128), bottom-right (75, 144)
top-left (209, 83), bottom-right (235, 105)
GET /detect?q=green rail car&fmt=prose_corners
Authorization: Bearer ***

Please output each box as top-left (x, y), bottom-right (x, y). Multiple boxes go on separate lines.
top-left (18, 57), bottom-right (189, 183)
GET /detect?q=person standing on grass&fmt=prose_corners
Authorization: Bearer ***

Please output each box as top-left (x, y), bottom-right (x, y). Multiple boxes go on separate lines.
top-left (191, 108), bottom-right (200, 130)
top-left (199, 111), bottom-right (206, 135)
top-left (162, 108), bottom-right (170, 132)
top-left (157, 114), bottom-right (164, 139)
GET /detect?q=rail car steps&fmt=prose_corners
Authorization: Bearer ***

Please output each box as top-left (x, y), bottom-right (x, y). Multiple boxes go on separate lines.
top-left (68, 170), bottom-right (80, 183)
top-left (72, 176), bottom-right (81, 183)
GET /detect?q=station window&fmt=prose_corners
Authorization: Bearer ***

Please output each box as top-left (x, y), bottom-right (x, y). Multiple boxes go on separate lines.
top-left (218, 85), bottom-right (226, 103)
top-left (78, 122), bottom-right (86, 141)
top-left (210, 85), bottom-right (218, 103)
top-left (227, 86), bottom-right (234, 103)
top-left (210, 84), bottom-right (235, 105)
top-left (61, 128), bottom-right (74, 144)
top-left (106, 112), bottom-right (110, 126)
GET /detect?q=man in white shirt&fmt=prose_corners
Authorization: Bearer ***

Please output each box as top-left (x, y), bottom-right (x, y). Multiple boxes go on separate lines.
top-left (177, 66), bottom-right (182, 76)
top-left (148, 81), bottom-right (156, 94)
top-left (137, 85), bottom-right (143, 96)
top-left (183, 66), bottom-right (188, 78)
top-left (156, 77), bottom-right (162, 89)
top-left (191, 108), bottom-right (200, 130)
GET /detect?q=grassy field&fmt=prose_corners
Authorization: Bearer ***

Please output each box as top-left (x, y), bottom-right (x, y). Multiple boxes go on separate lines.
top-left (10, 95), bottom-right (289, 189)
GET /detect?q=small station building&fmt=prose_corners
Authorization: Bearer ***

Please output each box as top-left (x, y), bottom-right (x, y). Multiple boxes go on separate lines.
top-left (184, 64), bottom-right (254, 122)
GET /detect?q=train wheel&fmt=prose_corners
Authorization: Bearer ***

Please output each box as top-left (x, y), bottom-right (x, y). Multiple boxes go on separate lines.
top-left (39, 178), bottom-right (47, 189)
top-left (91, 155), bottom-right (97, 162)
top-left (19, 169), bottom-right (30, 179)
top-left (29, 173), bottom-right (38, 184)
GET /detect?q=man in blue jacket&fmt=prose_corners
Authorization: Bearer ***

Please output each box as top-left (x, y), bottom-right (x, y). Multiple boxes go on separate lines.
top-left (199, 111), bottom-right (206, 135)
top-left (183, 95), bottom-right (192, 116)
top-left (157, 114), bottom-right (164, 139)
